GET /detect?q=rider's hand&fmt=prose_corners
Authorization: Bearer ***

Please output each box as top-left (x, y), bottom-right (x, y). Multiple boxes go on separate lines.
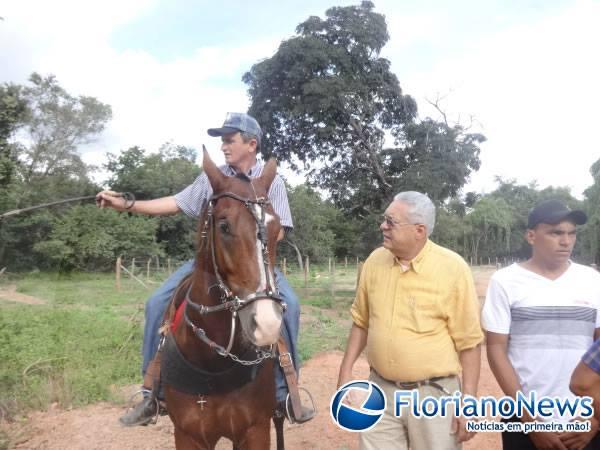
top-left (95, 190), bottom-right (128, 212)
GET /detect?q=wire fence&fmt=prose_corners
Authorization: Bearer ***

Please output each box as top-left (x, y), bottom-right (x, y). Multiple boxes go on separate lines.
top-left (115, 256), bottom-right (189, 290)
top-left (114, 255), bottom-right (365, 295)
top-left (113, 254), bottom-right (596, 294)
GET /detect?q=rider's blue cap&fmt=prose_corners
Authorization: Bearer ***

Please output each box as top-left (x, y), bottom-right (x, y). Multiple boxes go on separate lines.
top-left (207, 112), bottom-right (262, 146)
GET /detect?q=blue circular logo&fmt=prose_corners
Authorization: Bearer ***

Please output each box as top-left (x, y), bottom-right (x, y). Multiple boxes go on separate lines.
top-left (330, 380), bottom-right (386, 432)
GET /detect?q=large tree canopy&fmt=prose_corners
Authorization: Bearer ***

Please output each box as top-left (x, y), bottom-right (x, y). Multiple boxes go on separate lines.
top-left (0, 74), bottom-right (113, 270)
top-left (244, 1), bottom-right (484, 214)
top-left (19, 73), bottom-right (112, 185)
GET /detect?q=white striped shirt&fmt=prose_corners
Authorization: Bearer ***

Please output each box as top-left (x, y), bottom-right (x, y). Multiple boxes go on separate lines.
top-left (174, 162), bottom-right (293, 229)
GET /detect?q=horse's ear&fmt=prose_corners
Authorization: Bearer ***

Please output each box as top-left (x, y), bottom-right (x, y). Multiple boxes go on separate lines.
top-left (202, 145), bottom-right (225, 191)
top-left (259, 158), bottom-right (277, 192)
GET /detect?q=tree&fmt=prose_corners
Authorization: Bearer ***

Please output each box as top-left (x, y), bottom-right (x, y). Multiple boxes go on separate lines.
top-left (244, 2), bottom-right (414, 204)
top-left (431, 206), bottom-right (468, 255)
top-left (395, 119), bottom-right (483, 203)
top-left (0, 83), bottom-right (28, 190)
top-left (465, 197), bottom-right (514, 264)
top-left (19, 73), bottom-right (112, 185)
top-left (281, 184), bottom-right (338, 264)
top-left (244, 2), bottom-right (483, 215)
top-left (106, 143), bottom-right (199, 199)
top-left (33, 205), bottom-right (161, 271)
top-left (0, 74), bottom-right (111, 270)
top-left (581, 158), bottom-right (600, 264)
top-left (105, 143), bottom-right (201, 258)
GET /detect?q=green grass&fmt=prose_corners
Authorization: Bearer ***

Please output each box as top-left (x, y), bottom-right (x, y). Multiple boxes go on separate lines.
top-left (0, 273), bottom-right (145, 416)
top-left (0, 266), bottom-right (360, 416)
top-left (298, 310), bottom-right (350, 362)
top-left (287, 265), bottom-right (358, 363)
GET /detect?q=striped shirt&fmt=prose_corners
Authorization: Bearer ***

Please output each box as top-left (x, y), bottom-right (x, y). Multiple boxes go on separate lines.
top-left (582, 338), bottom-right (600, 374)
top-left (174, 161), bottom-right (293, 229)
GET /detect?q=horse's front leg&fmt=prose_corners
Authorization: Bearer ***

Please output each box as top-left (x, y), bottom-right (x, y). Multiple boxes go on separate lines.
top-left (235, 420), bottom-right (271, 450)
top-left (174, 425), bottom-right (216, 450)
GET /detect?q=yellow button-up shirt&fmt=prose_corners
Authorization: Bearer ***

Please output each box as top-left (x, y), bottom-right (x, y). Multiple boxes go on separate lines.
top-left (351, 240), bottom-right (483, 382)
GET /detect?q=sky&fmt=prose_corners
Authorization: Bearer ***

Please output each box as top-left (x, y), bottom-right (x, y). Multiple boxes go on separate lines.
top-left (1, 0), bottom-right (599, 198)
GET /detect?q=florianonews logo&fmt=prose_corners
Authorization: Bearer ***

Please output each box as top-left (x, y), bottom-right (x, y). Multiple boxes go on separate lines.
top-left (330, 380), bottom-right (386, 432)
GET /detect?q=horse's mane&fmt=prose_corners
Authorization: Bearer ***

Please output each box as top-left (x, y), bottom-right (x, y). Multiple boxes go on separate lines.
top-left (234, 173), bottom-right (251, 183)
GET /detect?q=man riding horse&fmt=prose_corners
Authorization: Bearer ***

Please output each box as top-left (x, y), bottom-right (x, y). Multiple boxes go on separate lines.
top-left (96, 112), bottom-right (315, 427)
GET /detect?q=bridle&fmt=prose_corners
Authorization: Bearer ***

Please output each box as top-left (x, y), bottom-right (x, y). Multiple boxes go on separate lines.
top-left (182, 191), bottom-right (286, 366)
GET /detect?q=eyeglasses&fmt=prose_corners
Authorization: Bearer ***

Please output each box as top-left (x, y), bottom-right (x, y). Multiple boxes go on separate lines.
top-left (380, 214), bottom-right (415, 228)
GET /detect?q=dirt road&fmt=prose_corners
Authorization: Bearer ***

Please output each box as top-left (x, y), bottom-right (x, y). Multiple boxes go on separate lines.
top-left (3, 348), bottom-right (503, 450)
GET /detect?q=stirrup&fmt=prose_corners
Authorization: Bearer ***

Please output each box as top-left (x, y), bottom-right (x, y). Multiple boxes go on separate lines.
top-left (125, 388), bottom-right (161, 425)
top-left (284, 387), bottom-right (316, 424)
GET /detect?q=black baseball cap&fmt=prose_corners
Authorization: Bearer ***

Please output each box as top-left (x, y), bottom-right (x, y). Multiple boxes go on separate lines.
top-left (527, 199), bottom-right (587, 229)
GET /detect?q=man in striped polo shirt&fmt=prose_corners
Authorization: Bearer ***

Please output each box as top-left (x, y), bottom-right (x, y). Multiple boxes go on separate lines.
top-left (483, 199), bottom-right (600, 449)
top-left (96, 112), bottom-right (314, 426)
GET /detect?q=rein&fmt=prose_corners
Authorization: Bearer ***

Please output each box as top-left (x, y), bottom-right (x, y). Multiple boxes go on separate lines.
top-left (182, 190), bottom-right (286, 366)
top-left (0, 192), bottom-right (135, 220)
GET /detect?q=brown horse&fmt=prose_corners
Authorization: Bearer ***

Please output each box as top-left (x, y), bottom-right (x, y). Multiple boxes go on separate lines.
top-left (161, 149), bottom-right (285, 449)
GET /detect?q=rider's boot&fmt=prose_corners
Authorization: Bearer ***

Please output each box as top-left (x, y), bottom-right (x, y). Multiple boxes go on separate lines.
top-left (119, 352), bottom-right (166, 427)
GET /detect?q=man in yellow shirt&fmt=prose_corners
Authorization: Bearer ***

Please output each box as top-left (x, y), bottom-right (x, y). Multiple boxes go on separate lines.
top-left (337, 191), bottom-right (483, 450)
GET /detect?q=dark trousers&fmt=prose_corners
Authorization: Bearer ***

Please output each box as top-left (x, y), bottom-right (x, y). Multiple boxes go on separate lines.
top-left (501, 416), bottom-right (600, 450)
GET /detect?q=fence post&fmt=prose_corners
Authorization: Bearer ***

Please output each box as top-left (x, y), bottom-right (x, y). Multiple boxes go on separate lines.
top-left (331, 258), bottom-right (336, 300)
top-left (356, 256), bottom-right (359, 266)
top-left (345, 256), bottom-right (348, 268)
top-left (147, 258), bottom-right (151, 280)
top-left (116, 256), bottom-right (122, 291)
top-left (131, 257), bottom-right (136, 276)
top-left (304, 256), bottom-right (309, 288)
top-left (156, 255), bottom-right (160, 272)
top-left (167, 258), bottom-right (172, 274)
top-left (328, 257), bottom-right (331, 274)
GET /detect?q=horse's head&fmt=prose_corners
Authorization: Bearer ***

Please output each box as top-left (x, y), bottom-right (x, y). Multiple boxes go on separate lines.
top-left (200, 148), bottom-right (283, 348)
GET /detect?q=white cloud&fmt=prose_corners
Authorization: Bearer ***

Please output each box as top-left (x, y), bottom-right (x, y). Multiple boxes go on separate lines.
top-left (384, 11), bottom-right (446, 52)
top-left (0, 0), bottom-right (284, 179)
top-left (396, 1), bottom-right (600, 197)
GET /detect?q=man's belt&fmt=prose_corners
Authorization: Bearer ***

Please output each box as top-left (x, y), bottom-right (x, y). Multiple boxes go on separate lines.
top-left (372, 368), bottom-right (456, 396)
top-left (395, 377), bottom-right (453, 396)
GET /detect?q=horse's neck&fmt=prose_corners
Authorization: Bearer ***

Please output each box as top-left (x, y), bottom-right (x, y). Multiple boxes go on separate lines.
top-left (173, 261), bottom-right (238, 369)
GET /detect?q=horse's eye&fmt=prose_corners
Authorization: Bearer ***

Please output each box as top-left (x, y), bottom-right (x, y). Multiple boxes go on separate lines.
top-left (219, 221), bottom-right (231, 235)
